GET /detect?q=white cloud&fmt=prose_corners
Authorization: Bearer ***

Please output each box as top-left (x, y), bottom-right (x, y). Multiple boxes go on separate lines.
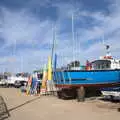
top-left (0, 0), bottom-right (120, 73)
top-left (1, 7), bottom-right (53, 46)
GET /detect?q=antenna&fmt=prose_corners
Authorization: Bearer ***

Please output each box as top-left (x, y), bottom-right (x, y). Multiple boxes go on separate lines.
top-left (102, 33), bottom-right (105, 45)
top-left (102, 33), bottom-right (111, 57)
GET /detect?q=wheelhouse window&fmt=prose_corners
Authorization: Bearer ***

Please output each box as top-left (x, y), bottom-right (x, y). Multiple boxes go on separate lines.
top-left (92, 60), bottom-right (111, 70)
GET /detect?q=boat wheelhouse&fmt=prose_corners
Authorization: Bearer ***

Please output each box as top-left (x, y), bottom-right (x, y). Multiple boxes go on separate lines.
top-left (91, 56), bottom-right (120, 70)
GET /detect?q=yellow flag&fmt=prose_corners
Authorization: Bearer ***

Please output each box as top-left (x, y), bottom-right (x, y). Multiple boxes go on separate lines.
top-left (41, 64), bottom-right (47, 88)
top-left (48, 56), bottom-right (52, 80)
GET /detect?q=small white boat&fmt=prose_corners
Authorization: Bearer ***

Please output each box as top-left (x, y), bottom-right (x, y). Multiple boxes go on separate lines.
top-left (6, 75), bottom-right (28, 87)
top-left (101, 87), bottom-right (120, 100)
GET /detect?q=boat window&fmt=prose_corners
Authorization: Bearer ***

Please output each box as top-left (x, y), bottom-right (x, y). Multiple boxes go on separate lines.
top-left (92, 60), bottom-right (111, 70)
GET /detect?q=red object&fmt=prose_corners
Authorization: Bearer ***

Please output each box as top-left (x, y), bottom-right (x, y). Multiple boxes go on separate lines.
top-left (86, 60), bottom-right (92, 70)
top-left (104, 56), bottom-right (112, 59)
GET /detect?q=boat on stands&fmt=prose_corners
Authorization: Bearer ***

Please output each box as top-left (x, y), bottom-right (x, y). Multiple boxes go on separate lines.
top-left (53, 46), bottom-right (120, 101)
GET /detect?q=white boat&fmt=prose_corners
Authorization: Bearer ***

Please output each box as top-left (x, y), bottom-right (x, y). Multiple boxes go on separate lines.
top-left (6, 75), bottom-right (28, 87)
top-left (101, 87), bottom-right (120, 100)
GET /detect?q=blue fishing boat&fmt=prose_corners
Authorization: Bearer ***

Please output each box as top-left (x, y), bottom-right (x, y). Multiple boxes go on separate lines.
top-left (51, 13), bottom-right (120, 101)
top-left (54, 69), bottom-right (120, 88)
top-left (53, 46), bottom-right (120, 101)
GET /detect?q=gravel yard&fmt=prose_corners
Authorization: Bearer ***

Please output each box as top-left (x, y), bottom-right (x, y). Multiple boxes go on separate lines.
top-left (0, 88), bottom-right (120, 120)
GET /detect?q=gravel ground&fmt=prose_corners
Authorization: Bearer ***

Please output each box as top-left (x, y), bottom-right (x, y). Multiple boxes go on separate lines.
top-left (0, 88), bottom-right (120, 120)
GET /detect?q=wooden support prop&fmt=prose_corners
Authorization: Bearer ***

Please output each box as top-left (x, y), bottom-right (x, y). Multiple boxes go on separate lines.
top-left (77, 86), bottom-right (85, 102)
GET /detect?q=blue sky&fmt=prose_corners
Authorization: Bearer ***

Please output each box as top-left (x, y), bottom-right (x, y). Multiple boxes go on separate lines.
top-left (0, 0), bottom-right (120, 73)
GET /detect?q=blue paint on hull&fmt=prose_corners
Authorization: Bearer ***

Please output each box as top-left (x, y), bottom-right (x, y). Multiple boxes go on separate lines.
top-left (53, 70), bottom-right (120, 87)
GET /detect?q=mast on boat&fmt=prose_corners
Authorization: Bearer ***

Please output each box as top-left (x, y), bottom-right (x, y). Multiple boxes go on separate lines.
top-left (100, 33), bottom-right (112, 60)
top-left (11, 39), bottom-right (16, 74)
top-left (72, 13), bottom-right (75, 64)
top-left (51, 24), bottom-right (56, 69)
top-left (71, 10), bottom-right (80, 70)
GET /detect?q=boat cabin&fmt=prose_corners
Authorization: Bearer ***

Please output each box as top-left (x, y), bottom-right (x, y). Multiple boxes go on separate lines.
top-left (91, 56), bottom-right (120, 70)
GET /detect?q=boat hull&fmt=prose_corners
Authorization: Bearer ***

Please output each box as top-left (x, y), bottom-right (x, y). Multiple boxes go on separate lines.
top-left (53, 69), bottom-right (120, 88)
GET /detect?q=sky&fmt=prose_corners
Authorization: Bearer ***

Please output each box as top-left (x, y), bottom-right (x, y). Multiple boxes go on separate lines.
top-left (0, 0), bottom-right (120, 73)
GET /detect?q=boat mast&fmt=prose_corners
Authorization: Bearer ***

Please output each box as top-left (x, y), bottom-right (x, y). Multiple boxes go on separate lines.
top-left (72, 12), bottom-right (75, 69)
top-left (12, 39), bottom-right (16, 74)
top-left (102, 33), bottom-right (111, 58)
top-left (51, 24), bottom-right (56, 68)
top-left (102, 33), bottom-right (106, 56)
top-left (20, 55), bottom-right (23, 72)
